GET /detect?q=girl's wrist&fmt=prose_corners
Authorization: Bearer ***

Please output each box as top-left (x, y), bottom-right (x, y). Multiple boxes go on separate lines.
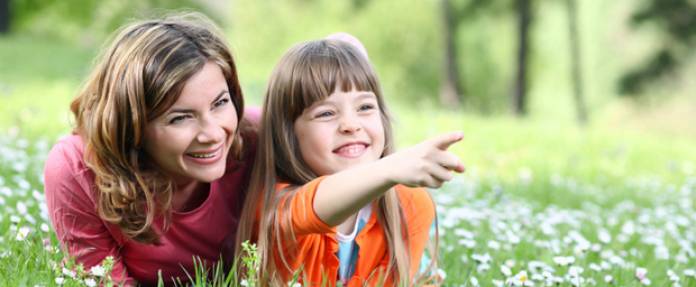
top-left (374, 155), bottom-right (399, 188)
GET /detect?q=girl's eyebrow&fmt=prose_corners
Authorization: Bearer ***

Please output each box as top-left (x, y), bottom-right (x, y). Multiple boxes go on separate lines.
top-left (167, 90), bottom-right (228, 114)
top-left (305, 101), bottom-right (330, 113)
top-left (307, 97), bottom-right (331, 108)
top-left (355, 92), bottom-right (377, 100)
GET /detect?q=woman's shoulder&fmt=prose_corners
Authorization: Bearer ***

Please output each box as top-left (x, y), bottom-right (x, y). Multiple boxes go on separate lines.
top-left (45, 134), bottom-right (88, 173)
top-left (44, 134), bottom-right (99, 207)
top-left (225, 120), bottom-right (258, 168)
top-left (240, 125), bottom-right (258, 162)
top-left (44, 134), bottom-right (94, 190)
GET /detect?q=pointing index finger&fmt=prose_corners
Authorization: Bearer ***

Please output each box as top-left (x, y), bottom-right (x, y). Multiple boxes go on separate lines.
top-left (432, 131), bottom-right (464, 151)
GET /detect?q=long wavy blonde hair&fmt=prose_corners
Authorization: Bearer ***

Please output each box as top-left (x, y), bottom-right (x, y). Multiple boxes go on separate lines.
top-left (236, 39), bottom-right (438, 285)
top-left (71, 12), bottom-right (246, 243)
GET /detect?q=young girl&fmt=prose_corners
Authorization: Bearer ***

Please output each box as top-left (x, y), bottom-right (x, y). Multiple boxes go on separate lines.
top-left (236, 39), bottom-right (464, 286)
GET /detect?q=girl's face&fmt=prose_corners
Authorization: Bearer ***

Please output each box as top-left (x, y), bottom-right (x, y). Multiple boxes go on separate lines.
top-left (143, 61), bottom-right (238, 185)
top-left (293, 87), bottom-right (385, 176)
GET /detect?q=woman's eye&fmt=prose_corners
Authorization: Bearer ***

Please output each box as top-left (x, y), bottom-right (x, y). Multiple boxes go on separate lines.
top-left (214, 97), bottom-right (230, 108)
top-left (169, 115), bottom-right (189, 124)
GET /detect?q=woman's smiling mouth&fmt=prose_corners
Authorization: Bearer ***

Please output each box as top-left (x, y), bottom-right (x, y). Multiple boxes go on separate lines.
top-left (185, 146), bottom-right (224, 164)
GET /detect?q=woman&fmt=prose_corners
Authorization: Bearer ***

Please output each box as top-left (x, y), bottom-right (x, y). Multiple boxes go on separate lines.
top-left (44, 12), bottom-right (257, 285)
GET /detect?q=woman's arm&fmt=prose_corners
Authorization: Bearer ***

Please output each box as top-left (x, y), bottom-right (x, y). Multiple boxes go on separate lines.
top-left (44, 139), bottom-right (134, 285)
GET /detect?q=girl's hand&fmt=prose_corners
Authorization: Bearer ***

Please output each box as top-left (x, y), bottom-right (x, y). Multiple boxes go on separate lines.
top-left (381, 131), bottom-right (465, 188)
top-left (311, 131), bottom-right (464, 226)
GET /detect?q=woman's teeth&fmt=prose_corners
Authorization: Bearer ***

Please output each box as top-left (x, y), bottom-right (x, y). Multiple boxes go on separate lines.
top-left (188, 152), bottom-right (215, 158)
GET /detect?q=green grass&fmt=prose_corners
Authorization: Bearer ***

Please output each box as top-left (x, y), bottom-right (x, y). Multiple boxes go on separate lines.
top-left (0, 35), bottom-right (95, 138)
top-left (1, 106), bottom-right (694, 285)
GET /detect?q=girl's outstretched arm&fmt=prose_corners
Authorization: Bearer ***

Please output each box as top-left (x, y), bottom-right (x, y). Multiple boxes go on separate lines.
top-left (313, 131), bottom-right (465, 227)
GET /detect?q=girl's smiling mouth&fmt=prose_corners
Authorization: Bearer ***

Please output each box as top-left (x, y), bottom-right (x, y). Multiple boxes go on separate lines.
top-left (333, 142), bottom-right (369, 158)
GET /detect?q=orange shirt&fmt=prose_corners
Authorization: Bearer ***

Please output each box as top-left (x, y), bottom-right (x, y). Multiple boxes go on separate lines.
top-left (273, 177), bottom-right (435, 286)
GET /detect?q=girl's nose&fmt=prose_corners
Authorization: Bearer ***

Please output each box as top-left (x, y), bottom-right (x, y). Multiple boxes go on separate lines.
top-left (338, 115), bottom-right (361, 134)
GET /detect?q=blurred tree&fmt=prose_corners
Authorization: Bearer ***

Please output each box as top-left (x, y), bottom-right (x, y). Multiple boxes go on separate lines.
top-left (513, 0), bottom-right (532, 116)
top-left (620, 0), bottom-right (696, 95)
top-left (350, 0), bottom-right (369, 10)
top-left (440, 0), bottom-right (463, 108)
top-left (439, 0), bottom-right (498, 109)
top-left (566, 0), bottom-right (587, 124)
top-left (0, 0), bottom-right (9, 33)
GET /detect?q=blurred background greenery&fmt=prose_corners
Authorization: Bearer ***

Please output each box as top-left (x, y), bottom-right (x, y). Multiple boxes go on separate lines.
top-left (0, 0), bottom-right (694, 179)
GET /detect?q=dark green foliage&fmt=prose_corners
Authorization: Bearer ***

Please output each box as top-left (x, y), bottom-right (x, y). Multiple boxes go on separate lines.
top-left (9, 0), bottom-right (210, 41)
top-left (0, 0), bottom-right (9, 33)
top-left (448, 0), bottom-right (518, 112)
top-left (632, 0), bottom-right (696, 40)
top-left (619, 0), bottom-right (696, 95)
top-left (620, 49), bottom-right (677, 95)
top-left (452, 0), bottom-right (509, 19)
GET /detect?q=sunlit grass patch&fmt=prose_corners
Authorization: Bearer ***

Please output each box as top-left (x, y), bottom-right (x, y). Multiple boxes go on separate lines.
top-left (0, 124), bottom-right (694, 285)
top-left (434, 171), bottom-right (696, 286)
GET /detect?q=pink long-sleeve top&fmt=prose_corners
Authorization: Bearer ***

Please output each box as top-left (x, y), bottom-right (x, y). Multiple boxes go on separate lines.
top-left (43, 133), bottom-right (255, 286)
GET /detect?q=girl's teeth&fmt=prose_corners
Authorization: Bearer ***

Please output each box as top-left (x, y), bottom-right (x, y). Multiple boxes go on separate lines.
top-left (337, 144), bottom-right (365, 156)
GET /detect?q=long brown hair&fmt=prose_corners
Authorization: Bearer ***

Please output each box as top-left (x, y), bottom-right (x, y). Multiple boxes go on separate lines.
top-left (71, 12), bottom-right (245, 243)
top-left (237, 39), bottom-right (418, 285)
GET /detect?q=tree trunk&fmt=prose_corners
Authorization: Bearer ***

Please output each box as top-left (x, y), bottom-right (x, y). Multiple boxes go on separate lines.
top-left (440, 0), bottom-right (463, 108)
top-left (566, 0), bottom-right (588, 125)
top-left (514, 0), bottom-right (531, 116)
top-left (0, 0), bottom-right (9, 34)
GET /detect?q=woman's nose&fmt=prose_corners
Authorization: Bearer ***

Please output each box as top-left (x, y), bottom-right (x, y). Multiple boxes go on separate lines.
top-left (196, 116), bottom-right (224, 143)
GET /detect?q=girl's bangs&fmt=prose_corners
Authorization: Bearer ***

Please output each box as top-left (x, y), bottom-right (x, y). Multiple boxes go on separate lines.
top-left (289, 41), bottom-right (377, 120)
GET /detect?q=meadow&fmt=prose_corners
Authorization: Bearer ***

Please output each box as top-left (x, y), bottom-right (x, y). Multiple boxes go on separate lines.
top-left (1, 21), bottom-right (696, 287)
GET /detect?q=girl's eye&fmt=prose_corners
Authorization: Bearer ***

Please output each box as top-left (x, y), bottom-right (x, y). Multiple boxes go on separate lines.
top-left (214, 97), bottom-right (230, 108)
top-left (359, 103), bottom-right (376, 112)
top-left (169, 115), bottom-right (190, 124)
top-left (314, 110), bottom-right (334, 118)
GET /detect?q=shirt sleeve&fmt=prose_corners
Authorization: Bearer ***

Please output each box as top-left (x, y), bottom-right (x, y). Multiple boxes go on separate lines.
top-left (276, 177), bottom-right (335, 236)
top-left (396, 186), bottom-right (436, 279)
top-left (43, 140), bottom-right (134, 285)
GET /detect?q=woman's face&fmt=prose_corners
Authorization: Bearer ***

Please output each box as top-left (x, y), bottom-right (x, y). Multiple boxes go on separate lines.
top-left (143, 61), bottom-right (238, 185)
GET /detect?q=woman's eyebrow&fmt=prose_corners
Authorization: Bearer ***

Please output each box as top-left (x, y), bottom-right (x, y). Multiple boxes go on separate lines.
top-left (210, 90), bottom-right (229, 105)
top-left (167, 90), bottom-right (229, 114)
top-left (168, 108), bottom-right (194, 114)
